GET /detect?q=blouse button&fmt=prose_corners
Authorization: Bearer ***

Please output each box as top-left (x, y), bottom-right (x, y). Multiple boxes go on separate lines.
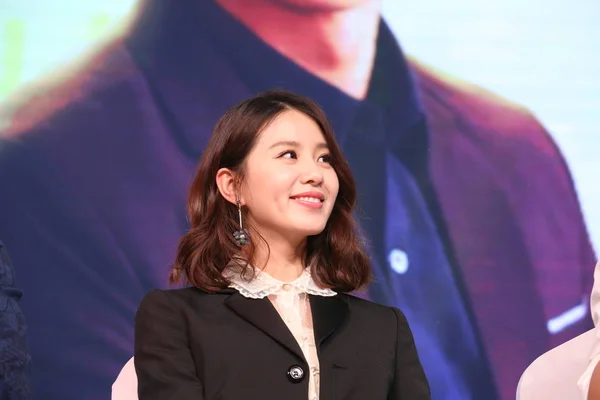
top-left (282, 284), bottom-right (292, 291)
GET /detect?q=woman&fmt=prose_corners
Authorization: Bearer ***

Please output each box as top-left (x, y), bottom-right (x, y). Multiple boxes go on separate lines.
top-left (0, 241), bottom-right (32, 399)
top-left (581, 261), bottom-right (600, 399)
top-left (134, 89), bottom-right (430, 399)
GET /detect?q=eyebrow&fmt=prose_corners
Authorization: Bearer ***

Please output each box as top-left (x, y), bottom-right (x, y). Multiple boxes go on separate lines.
top-left (268, 140), bottom-right (329, 150)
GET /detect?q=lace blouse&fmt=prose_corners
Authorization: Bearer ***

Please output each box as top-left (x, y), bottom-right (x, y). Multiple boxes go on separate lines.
top-left (223, 265), bottom-right (336, 400)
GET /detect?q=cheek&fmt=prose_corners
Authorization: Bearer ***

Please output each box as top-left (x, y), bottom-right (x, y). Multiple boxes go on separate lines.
top-left (243, 170), bottom-right (267, 202)
top-left (245, 167), bottom-right (296, 202)
top-left (326, 171), bottom-right (340, 199)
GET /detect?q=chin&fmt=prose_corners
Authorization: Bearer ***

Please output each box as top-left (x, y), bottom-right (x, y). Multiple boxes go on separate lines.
top-left (293, 223), bottom-right (327, 238)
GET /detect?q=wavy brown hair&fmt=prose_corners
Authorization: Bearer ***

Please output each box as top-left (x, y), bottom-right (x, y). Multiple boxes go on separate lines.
top-left (170, 89), bottom-right (372, 292)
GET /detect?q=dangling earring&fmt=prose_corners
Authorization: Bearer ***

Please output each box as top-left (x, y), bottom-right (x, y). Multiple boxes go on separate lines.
top-left (233, 200), bottom-right (250, 245)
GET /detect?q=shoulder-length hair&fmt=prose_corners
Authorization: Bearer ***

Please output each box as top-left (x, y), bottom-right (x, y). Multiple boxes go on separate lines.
top-left (170, 89), bottom-right (372, 292)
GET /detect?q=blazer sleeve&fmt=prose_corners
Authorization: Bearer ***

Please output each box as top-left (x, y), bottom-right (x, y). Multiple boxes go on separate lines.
top-left (388, 307), bottom-right (431, 400)
top-left (134, 290), bottom-right (204, 400)
top-left (0, 241), bottom-right (32, 399)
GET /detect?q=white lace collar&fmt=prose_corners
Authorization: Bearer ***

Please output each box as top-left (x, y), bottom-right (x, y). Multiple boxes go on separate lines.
top-left (223, 262), bottom-right (337, 299)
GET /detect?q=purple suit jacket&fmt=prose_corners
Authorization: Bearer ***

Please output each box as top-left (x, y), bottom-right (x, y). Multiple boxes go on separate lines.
top-left (412, 59), bottom-right (595, 396)
top-left (0, 20), bottom-right (594, 400)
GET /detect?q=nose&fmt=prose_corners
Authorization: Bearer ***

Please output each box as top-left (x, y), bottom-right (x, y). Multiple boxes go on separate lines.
top-left (299, 160), bottom-right (324, 186)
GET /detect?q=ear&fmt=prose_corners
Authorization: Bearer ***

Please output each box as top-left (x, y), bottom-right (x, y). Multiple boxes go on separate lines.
top-left (216, 168), bottom-right (241, 206)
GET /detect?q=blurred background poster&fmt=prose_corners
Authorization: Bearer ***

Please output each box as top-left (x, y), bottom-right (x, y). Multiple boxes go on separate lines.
top-left (1, 0), bottom-right (598, 398)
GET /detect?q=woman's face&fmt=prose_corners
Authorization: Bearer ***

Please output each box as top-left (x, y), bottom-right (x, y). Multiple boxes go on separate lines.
top-left (241, 109), bottom-right (339, 244)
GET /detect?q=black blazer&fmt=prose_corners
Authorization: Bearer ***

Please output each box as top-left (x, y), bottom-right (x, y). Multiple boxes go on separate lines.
top-left (134, 287), bottom-right (430, 400)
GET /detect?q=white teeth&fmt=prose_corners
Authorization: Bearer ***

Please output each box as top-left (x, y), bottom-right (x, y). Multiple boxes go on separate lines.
top-left (296, 197), bottom-right (321, 203)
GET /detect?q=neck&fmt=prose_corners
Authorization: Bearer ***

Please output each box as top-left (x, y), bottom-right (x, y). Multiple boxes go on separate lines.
top-left (215, 0), bottom-right (381, 100)
top-left (251, 234), bottom-right (307, 282)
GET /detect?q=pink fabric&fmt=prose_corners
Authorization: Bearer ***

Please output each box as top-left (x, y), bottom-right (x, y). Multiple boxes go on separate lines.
top-left (111, 357), bottom-right (138, 400)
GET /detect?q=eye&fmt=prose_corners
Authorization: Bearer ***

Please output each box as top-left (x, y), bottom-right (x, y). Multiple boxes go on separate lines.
top-left (318, 154), bottom-right (332, 164)
top-left (278, 150), bottom-right (297, 159)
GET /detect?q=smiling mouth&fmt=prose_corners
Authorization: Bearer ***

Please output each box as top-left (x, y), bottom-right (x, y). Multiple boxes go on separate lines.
top-left (293, 196), bottom-right (323, 204)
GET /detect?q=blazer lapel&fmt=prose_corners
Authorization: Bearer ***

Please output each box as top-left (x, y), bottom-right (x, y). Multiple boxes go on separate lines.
top-left (224, 292), bottom-right (305, 361)
top-left (309, 294), bottom-right (349, 349)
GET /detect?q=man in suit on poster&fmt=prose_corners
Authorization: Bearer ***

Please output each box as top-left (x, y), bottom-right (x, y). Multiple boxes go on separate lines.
top-left (0, 0), bottom-right (595, 398)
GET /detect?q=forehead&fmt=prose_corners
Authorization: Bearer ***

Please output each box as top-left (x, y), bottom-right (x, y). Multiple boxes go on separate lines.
top-left (256, 109), bottom-right (327, 146)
